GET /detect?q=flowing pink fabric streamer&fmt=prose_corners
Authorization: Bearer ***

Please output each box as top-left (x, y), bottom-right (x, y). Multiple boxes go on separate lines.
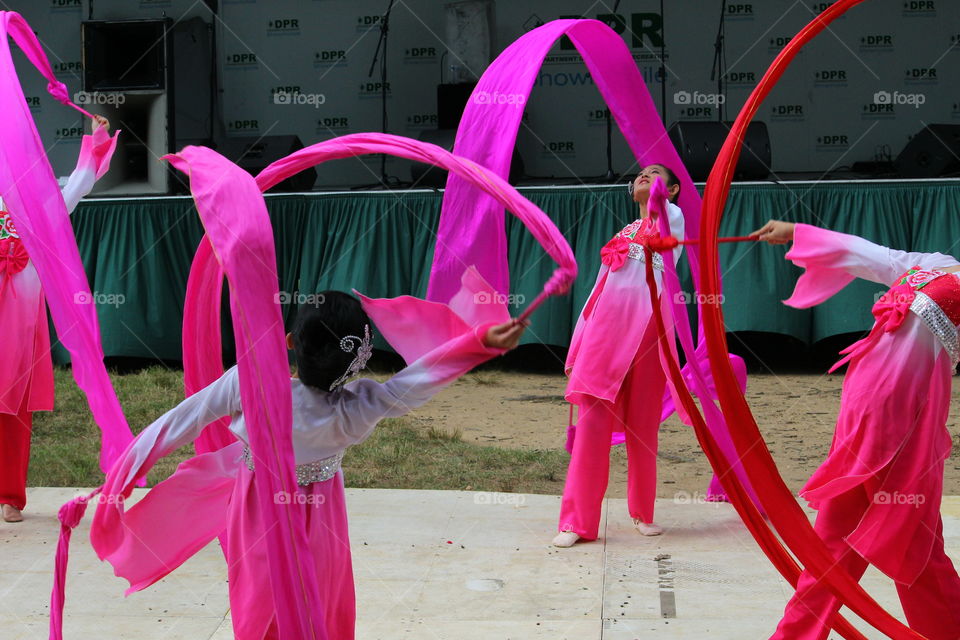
top-left (0, 10), bottom-right (132, 472)
top-left (167, 147), bottom-right (329, 639)
top-left (428, 19), bottom-right (757, 503)
top-left (171, 133), bottom-right (576, 639)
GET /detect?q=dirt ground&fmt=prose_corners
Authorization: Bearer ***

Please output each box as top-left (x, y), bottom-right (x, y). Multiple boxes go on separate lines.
top-left (406, 371), bottom-right (960, 499)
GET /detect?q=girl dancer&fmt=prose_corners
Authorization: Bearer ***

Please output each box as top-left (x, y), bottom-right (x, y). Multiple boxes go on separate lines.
top-left (0, 114), bottom-right (113, 522)
top-left (754, 220), bottom-right (960, 640)
top-left (92, 291), bottom-right (525, 639)
top-left (554, 164), bottom-right (684, 547)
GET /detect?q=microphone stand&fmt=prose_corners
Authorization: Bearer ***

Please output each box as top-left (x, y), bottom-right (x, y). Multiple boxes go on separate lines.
top-left (660, 0), bottom-right (667, 128)
top-left (358, 0), bottom-right (404, 189)
top-left (709, 0), bottom-right (727, 122)
top-left (603, 0), bottom-right (622, 182)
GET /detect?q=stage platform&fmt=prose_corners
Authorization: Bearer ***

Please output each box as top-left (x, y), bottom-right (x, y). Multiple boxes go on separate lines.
top-left (4, 487), bottom-right (958, 639)
top-left (53, 179), bottom-right (960, 363)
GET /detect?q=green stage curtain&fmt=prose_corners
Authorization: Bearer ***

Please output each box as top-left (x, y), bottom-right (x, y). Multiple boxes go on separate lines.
top-left (50, 181), bottom-right (958, 362)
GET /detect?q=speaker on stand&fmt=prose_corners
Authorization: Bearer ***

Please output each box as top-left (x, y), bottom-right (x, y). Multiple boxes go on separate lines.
top-left (217, 135), bottom-right (317, 192)
top-left (668, 120), bottom-right (771, 181)
top-left (82, 17), bottom-right (215, 195)
top-left (894, 124), bottom-right (960, 178)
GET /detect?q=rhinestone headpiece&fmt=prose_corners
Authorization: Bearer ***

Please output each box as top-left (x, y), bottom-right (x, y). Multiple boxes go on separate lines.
top-left (328, 324), bottom-right (373, 391)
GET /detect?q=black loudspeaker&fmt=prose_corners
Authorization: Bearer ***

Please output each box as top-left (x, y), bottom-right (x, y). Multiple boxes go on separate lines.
top-left (82, 18), bottom-right (214, 195)
top-left (217, 136), bottom-right (317, 192)
top-left (668, 121), bottom-right (771, 181)
top-left (895, 125), bottom-right (960, 178)
top-left (437, 83), bottom-right (477, 129)
top-left (410, 129), bottom-right (524, 188)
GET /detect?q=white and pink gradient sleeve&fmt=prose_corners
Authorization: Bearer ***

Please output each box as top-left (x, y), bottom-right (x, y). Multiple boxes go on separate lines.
top-left (330, 269), bottom-right (510, 447)
top-left (60, 124), bottom-right (118, 213)
top-left (784, 223), bottom-right (960, 308)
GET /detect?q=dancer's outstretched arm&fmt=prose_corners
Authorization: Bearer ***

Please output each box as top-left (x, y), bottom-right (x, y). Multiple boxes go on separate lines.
top-left (318, 320), bottom-right (524, 449)
top-left (61, 114), bottom-right (116, 214)
top-left (752, 220), bottom-right (960, 307)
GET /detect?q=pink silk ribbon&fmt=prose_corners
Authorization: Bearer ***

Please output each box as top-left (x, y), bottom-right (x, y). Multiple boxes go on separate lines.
top-left (173, 132), bottom-right (578, 639)
top-left (430, 18), bottom-right (758, 505)
top-left (0, 10), bottom-right (132, 473)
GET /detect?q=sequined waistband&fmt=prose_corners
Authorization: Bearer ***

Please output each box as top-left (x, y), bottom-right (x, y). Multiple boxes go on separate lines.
top-left (910, 291), bottom-right (960, 366)
top-left (241, 446), bottom-right (344, 486)
top-left (626, 243), bottom-right (664, 271)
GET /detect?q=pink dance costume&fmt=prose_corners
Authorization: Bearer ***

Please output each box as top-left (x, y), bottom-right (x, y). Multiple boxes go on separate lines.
top-left (89, 294), bottom-right (507, 640)
top-left (771, 224), bottom-right (960, 640)
top-left (0, 126), bottom-right (115, 511)
top-left (558, 204), bottom-right (685, 539)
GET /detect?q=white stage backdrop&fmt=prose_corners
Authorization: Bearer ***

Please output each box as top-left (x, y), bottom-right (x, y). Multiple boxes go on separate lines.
top-left (11, 0), bottom-right (960, 187)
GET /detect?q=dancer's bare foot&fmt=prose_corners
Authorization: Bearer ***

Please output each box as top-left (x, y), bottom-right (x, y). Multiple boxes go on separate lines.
top-left (633, 519), bottom-right (662, 536)
top-left (2, 504), bottom-right (23, 523)
top-left (552, 530), bottom-right (580, 547)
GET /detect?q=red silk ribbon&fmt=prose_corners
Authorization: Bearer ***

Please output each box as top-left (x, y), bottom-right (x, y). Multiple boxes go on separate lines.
top-left (696, 0), bottom-right (927, 637)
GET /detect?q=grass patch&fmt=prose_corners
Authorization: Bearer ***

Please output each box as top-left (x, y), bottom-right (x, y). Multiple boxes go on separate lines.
top-left (28, 366), bottom-right (568, 495)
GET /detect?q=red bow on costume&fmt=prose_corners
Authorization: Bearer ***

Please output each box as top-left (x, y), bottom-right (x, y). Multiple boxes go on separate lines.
top-left (829, 283), bottom-right (916, 373)
top-left (600, 235), bottom-right (630, 271)
top-left (0, 237), bottom-right (28, 298)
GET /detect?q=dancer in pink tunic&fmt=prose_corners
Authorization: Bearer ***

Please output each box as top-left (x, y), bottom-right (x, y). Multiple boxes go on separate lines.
top-left (91, 285), bottom-right (525, 639)
top-left (554, 164), bottom-right (685, 546)
top-left (0, 115), bottom-right (114, 523)
top-left (755, 220), bottom-right (960, 640)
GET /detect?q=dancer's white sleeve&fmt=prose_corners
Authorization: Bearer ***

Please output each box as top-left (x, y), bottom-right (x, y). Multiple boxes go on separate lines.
top-left (784, 223), bottom-right (960, 308)
top-left (118, 367), bottom-right (241, 487)
top-left (61, 126), bottom-right (117, 214)
top-left (667, 202), bottom-right (685, 266)
top-left (307, 326), bottom-right (504, 450)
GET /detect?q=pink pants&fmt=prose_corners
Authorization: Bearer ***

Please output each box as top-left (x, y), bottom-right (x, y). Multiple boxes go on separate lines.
top-left (771, 484), bottom-right (960, 640)
top-left (0, 401), bottom-right (32, 511)
top-left (558, 324), bottom-right (665, 539)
